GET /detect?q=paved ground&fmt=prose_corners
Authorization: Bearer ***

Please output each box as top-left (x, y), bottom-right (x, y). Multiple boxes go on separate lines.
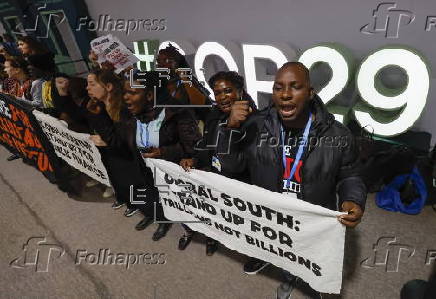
top-left (0, 145), bottom-right (435, 299)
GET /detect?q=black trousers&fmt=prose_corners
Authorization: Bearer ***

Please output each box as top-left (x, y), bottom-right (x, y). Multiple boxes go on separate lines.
top-left (100, 148), bottom-right (141, 208)
top-left (100, 148), bottom-right (166, 220)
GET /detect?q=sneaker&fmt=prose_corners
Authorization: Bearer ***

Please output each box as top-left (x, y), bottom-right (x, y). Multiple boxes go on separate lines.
top-left (102, 187), bottom-right (114, 198)
top-left (124, 207), bottom-right (139, 217)
top-left (243, 258), bottom-right (270, 275)
top-left (7, 154), bottom-right (20, 161)
top-left (85, 179), bottom-right (99, 187)
top-left (111, 201), bottom-right (125, 209)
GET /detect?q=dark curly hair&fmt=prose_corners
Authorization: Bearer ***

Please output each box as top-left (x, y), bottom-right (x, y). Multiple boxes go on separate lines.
top-left (17, 36), bottom-right (49, 55)
top-left (5, 56), bottom-right (29, 74)
top-left (208, 71), bottom-right (245, 91)
top-left (208, 71), bottom-right (258, 111)
top-left (158, 44), bottom-right (190, 68)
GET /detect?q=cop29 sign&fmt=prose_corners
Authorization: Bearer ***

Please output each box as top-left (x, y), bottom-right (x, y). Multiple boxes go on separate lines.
top-left (133, 40), bottom-right (431, 137)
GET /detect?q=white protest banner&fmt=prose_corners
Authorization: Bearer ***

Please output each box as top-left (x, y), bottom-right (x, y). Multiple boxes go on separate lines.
top-left (33, 111), bottom-right (111, 186)
top-left (90, 34), bottom-right (113, 63)
top-left (101, 35), bottom-right (139, 74)
top-left (146, 158), bottom-right (346, 294)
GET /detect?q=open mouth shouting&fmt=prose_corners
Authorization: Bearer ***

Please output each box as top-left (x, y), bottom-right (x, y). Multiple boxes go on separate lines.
top-left (279, 102), bottom-right (298, 119)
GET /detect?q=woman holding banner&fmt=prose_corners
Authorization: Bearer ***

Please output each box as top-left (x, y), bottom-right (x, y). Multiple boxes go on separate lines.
top-left (86, 69), bottom-right (141, 211)
top-left (179, 71), bottom-right (256, 255)
top-left (86, 70), bottom-right (201, 241)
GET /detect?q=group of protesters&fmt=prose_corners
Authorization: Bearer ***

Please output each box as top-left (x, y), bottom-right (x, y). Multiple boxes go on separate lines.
top-left (0, 33), bottom-right (367, 299)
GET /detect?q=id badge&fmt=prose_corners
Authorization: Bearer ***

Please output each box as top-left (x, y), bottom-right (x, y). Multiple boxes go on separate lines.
top-left (211, 156), bottom-right (222, 172)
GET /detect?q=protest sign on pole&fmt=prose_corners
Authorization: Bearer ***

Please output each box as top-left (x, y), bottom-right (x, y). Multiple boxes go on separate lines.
top-left (146, 158), bottom-right (346, 294)
top-left (33, 110), bottom-right (111, 186)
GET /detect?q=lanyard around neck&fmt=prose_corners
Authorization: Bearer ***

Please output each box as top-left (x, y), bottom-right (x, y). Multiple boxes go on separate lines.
top-left (171, 80), bottom-right (182, 97)
top-left (281, 112), bottom-right (312, 189)
top-left (138, 121), bottom-right (150, 148)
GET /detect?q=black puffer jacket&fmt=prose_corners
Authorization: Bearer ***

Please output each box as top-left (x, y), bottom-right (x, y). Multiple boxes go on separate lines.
top-left (194, 106), bottom-right (250, 183)
top-left (217, 95), bottom-right (367, 211)
top-left (194, 94), bottom-right (257, 183)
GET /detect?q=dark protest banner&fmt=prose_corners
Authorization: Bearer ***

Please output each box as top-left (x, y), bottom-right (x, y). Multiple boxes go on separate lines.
top-left (0, 93), bottom-right (61, 183)
top-left (146, 158), bottom-right (346, 294)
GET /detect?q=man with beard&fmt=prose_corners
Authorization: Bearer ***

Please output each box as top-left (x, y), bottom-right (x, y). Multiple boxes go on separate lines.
top-left (217, 62), bottom-right (366, 299)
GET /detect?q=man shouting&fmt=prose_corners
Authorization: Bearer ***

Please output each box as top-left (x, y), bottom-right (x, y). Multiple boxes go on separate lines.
top-left (217, 62), bottom-right (367, 299)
